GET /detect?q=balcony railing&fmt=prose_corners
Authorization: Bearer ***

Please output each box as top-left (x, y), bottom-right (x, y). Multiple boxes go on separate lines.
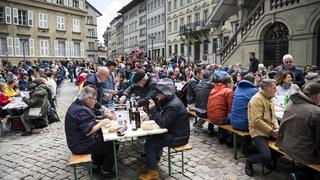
top-left (179, 20), bottom-right (209, 34)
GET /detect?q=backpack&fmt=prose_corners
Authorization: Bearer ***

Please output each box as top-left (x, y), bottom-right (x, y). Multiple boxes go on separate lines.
top-left (48, 107), bottom-right (60, 124)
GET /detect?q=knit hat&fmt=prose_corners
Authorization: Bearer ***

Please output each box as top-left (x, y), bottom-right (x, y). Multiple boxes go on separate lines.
top-left (132, 71), bottom-right (147, 83)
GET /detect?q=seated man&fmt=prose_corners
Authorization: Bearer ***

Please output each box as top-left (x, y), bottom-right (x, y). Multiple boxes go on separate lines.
top-left (65, 86), bottom-right (116, 178)
top-left (119, 70), bottom-right (157, 108)
top-left (207, 76), bottom-right (234, 143)
top-left (193, 72), bottom-right (214, 133)
top-left (276, 82), bottom-right (320, 179)
top-left (230, 74), bottom-right (258, 131)
top-left (246, 79), bottom-right (279, 177)
top-left (140, 78), bottom-right (190, 180)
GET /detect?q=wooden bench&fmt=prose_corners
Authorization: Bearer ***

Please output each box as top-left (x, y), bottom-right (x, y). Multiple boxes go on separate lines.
top-left (268, 140), bottom-right (320, 173)
top-left (69, 154), bottom-right (93, 180)
top-left (168, 143), bottom-right (193, 176)
top-left (187, 109), bottom-right (250, 159)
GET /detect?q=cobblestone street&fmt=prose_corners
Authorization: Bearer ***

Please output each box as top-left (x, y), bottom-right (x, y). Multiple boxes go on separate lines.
top-left (0, 81), bottom-right (293, 180)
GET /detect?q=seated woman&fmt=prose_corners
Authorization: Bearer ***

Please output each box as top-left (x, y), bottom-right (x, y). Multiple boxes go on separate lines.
top-left (4, 78), bottom-right (20, 99)
top-left (274, 71), bottom-right (300, 107)
top-left (20, 81), bottom-right (49, 136)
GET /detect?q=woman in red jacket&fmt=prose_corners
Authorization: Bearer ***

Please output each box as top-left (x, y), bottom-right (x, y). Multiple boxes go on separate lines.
top-left (0, 83), bottom-right (10, 107)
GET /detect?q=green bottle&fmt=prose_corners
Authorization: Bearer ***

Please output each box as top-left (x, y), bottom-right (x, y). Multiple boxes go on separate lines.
top-left (284, 94), bottom-right (289, 108)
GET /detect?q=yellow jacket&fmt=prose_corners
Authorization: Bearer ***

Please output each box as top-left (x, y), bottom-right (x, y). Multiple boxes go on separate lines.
top-left (248, 89), bottom-right (279, 138)
top-left (4, 86), bottom-right (18, 99)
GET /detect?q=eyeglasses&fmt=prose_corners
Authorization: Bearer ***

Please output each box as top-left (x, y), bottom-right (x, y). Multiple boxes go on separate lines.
top-left (89, 97), bottom-right (97, 102)
top-left (285, 61), bottom-right (293, 63)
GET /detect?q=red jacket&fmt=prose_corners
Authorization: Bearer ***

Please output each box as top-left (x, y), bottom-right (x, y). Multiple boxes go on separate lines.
top-left (0, 92), bottom-right (10, 106)
top-left (207, 83), bottom-right (233, 124)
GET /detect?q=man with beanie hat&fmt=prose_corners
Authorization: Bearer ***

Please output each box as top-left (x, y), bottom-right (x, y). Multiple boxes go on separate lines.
top-left (119, 70), bottom-right (157, 108)
top-left (276, 82), bottom-right (320, 179)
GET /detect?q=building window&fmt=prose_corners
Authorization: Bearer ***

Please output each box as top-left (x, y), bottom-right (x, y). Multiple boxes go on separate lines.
top-left (168, 45), bottom-right (172, 56)
top-left (203, 9), bottom-right (208, 21)
top-left (58, 41), bottom-right (66, 56)
top-left (174, 20), bottom-right (178, 32)
top-left (40, 39), bottom-right (49, 56)
top-left (73, 19), bottom-right (80, 32)
top-left (57, 16), bottom-right (65, 30)
top-left (187, 0), bottom-right (191, 3)
top-left (180, 0), bottom-right (184, 7)
top-left (13, 9), bottom-right (27, 26)
top-left (74, 42), bottom-right (81, 57)
top-left (180, 43), bottom-right (184, 55)
top-left (174, 0), bottom-right (177, 9)
top-left (19, 39), bottom-right (29, 56)
top-left (56, 0), bottom-right (63, 5)
top-left (0, 37), bottom-right (7, 55)
top-left (168, 22), bottom-right (172, 33)
top-left (212, 38), bottom-right (217, 53)
top-left (39, 13), bottom-right (48, 28)
top-left (86, 16), bottom-right (94, 24)
top-left (204, 41), bottom-right (208, 54)
top-left (88, 29), bottom-right (94, 37)
top-left (168, 1), bottom-right (172, 12)
top-left (187, 15), bottom-right (191, 25)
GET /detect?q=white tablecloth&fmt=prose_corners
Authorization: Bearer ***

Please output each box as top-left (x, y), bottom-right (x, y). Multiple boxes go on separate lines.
top-left (102, 122), bottom-right (167, 142)
top-left (2, 98), bottom-right (28, 110)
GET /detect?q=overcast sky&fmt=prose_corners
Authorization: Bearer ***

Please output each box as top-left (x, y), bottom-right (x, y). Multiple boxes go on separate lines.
top-left (87, 0), bottom-right (131, 43)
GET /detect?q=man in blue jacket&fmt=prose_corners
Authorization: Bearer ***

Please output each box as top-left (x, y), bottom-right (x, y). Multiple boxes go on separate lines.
top-left (230, 74), bottom-right (258, 131)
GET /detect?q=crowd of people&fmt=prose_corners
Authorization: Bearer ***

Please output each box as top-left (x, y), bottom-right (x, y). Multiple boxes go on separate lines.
top-left (1, 52), bottom-right (319, 179)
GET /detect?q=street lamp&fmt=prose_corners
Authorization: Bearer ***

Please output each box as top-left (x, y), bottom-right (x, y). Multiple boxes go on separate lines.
top-left (149, 35), bottom-right (155, 60)
top-left (185, 25), bottom-right (192, 63)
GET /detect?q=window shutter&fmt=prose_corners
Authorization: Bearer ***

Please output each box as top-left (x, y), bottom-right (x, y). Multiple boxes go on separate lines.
top-left (45, 40), bottom-right (49, 56)
top-left (7, 37), bottom-right (13, 56)
top-left (13, 8), bottom-right (18, 25)
top-left (28, 11), bottom-right (33, 26)
top-left (44, 14), bottom-right (48, 28)
top-left (52, 0), bottom-right (57, 3)
top-left (57, 16), bottom-right (60, 30)
top-left (64, 0), bottom-right (68, 6)
top-left (70, 41), bottom-right (74, 57)
top-left (5, 7), bottom-right (12, 24)
top-left (14, 38), bottom-right (20, 56)
top-left (77, 20), bottom-right (80, 32)
top-left (69, 0), bottom-right (73, 7)
top-left (29, 39), bottom-right (35, 56)
top-left (79, 1), bottom-right (83, 9)
top-left (61, 17), bottom-right (65, 30)
top-left (39, 13), bottom-right (43, 28)
top-left (54, 40), bottom-right (58, 56)
top-left (47, 0), bottom-right (51, 2)
top-left (72, 19), bottom-right (76, 32)
top-left (65, 41), bottom-right (69, 57)
top-left (80, 42), bottom-right (84, 57)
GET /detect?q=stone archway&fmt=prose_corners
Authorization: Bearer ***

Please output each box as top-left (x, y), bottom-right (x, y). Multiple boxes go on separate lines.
top-left (263, 22), bottom-right (289, 67)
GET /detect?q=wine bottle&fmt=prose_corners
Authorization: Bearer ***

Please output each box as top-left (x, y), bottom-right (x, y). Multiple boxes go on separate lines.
top-left (134, 102), bottom-right (141, 129)
top-left (131, 105), bottom-right (137, 131)
top-left (284, 94), bottom-right (289, 108)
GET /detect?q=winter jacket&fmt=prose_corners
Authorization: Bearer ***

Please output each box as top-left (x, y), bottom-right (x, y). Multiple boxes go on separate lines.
top-left (0, 92), bottom-right (10, 106)
top-left (276, 92), bottom-right (320, 164)
top-left (249, 58), bottom-right (259, 73)
top-left (123, 76), bottom-right (157, 108)
top-left (65, 99), bottom-right (99, 154)
top-left (230, 80), bottom-right (258, 131)
top-left (148, 78), bottom-right (190, 148)
top-left (279, 66), bottom-right (305, 87)
top-left (207, 83), bottom-right (233, 124)
top-left (186, 77), bottom-right (200, 105)
top-left (194, 80), bottom-right (214, 111)
top-left (23, 86), bottom-right (49, 118)
top-left (248, 89), bottom-right (279, 138)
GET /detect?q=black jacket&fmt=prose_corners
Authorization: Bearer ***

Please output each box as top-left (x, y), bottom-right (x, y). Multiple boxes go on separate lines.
top-left (249, 58), bottom-right (259, 73)
top-left (65, 99), bottom-right (99, 154)
top-left (186, 77), bottom-right (200, 104)
top-left (83, 74), bottom-right (104, 106)
top-left (149, 79), bottom-right (190, 147)
top-left (123, 76), bottom-right (157, 107)
top-left (194, 80), bottom-right (214, 111)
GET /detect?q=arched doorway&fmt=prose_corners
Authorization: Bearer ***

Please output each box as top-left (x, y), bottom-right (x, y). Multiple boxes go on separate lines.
top-left (263, 22), bottom-right (289, 67)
